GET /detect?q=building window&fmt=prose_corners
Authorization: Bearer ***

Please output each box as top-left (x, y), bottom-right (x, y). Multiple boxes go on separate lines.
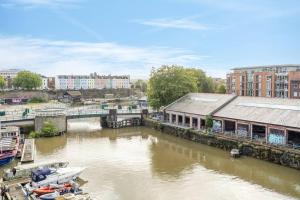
top-left (294, 92), bottom-right (298, 97)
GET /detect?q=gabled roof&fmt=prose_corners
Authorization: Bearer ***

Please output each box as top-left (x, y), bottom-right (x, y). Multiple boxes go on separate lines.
top-left (164, 93), bottom-right (236, 116)
top-left (65, 91), bottom-right (82, 97)
top-left (214, 96), bottom-right (300, 129)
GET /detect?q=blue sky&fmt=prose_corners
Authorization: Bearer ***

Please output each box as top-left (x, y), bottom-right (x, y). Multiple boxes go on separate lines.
top-left (0, 0), bottom-right (299, 78)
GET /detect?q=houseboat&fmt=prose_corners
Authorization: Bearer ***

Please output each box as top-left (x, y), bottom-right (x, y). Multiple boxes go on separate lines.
top-left (0, 126), bottom-right (20, 166)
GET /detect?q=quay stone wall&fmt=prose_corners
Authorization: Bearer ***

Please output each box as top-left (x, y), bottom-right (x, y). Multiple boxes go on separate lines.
top-left (35, 115), bottom-right (67, 133)
top-left (144, 118), bottom-right (300, 170)
top-left (0, 89), bottom-right (133, 100)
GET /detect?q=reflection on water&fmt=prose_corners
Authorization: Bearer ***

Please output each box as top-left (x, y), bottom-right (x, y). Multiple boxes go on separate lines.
top-left (150, 132), bottom-right (300, 197)
top-left (3, 122), bottom-right (300, 200)
top-left (67, 118), bottom-right (102, 132)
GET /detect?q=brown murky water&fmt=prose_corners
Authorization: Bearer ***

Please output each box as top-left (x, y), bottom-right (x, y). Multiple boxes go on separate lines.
top-left (3, 125), bottom-right (300, 200)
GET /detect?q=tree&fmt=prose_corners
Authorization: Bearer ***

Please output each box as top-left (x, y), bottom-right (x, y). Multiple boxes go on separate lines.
top-left (147, 65), bottom-right (198, 109)
top-left (134, 79), bottom-right (147, 93)
top-left (217, 85), bottom-right (226, 94)
top-left (0, 76), bottom-right (5, 89)
top-left (13, 71), bottom-right (42, 90)
top-left (185, 68), bottom-right (216, 93)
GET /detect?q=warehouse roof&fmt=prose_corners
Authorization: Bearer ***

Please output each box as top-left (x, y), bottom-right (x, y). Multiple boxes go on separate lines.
top-left (164, 93), bottom-right (236, 116)
top-left (214, 96), bottom-right (300, 129)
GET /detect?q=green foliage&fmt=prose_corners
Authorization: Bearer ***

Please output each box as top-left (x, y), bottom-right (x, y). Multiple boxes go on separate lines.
top-left (29, 131), bottom-right (40, 138)
top-left (28, 97), bottom-right (47, 103)
top-left (0, 76), bottom-right (5, 89)
top-left (40, 121), bottom-right (58, 137)
top-left (133, 79), bottom-right (148, 93)
top-left (148, 65), bottom-right (222, 109)
top-left (205, 115), bottom-right (213, 128)
top-left (185, 68), bottom-right (215, 93)
top-left (217, 85), bottom-right (226, 94)
top-left (13, 71), bottom-right (42, 90)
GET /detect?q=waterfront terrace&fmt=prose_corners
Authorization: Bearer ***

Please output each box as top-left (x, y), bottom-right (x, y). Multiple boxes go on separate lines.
top-left (164, 93), bottom-right (300, 149)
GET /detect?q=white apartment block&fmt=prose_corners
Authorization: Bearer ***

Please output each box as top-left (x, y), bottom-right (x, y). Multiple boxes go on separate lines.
top-left (0, 69), bottom-right (21, 89)
top-left (40, 76), bottom-right (48, 90)
top-left (55, 73), bottom-right (130, 90)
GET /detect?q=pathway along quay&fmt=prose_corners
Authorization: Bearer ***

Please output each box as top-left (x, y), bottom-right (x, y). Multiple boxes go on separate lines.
top-left (1, 126), bottom-right (299, 200)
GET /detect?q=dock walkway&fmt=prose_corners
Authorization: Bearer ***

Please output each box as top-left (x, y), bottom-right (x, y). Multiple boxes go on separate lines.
top-left (21, 139), bottom-right (35, 163)
top-left (2, 178), bottom-right (30, 200)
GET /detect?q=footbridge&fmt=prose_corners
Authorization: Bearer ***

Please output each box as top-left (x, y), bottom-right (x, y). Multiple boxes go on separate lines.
top-left (0, 106), bottom-right (148, 132)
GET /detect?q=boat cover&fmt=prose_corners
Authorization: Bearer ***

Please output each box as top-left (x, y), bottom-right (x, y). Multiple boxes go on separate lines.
top-left (31, 168), bottom-right (52, 182)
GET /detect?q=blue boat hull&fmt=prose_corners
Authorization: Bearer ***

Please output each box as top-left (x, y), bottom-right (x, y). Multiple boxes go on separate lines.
top-left (0, 156), bottom-right (14, 166)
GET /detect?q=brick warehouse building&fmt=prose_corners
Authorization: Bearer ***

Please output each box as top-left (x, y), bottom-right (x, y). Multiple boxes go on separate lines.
top-left (226, 64), bottom-right (300, 99)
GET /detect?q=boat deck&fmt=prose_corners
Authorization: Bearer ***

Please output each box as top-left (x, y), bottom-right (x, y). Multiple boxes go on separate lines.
top-left (21, 139), bottom-right (35, 163)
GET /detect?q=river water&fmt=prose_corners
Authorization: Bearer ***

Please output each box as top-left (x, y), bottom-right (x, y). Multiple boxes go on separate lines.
top-left (3, 121), bottom-right (300, 200)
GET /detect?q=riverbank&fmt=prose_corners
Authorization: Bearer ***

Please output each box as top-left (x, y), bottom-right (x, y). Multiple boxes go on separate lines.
top-left (144, 118), bottom-right (300, 170)
top-left (0, 89), bottom-right (133, 101)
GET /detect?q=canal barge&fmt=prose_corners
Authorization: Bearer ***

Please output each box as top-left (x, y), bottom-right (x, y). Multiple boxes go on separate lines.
top-left (0, 126), bottom-right (20, 166)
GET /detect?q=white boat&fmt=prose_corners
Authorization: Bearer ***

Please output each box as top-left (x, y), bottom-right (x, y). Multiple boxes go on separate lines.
top-left (30, 167), bottom-right (85, 187)
top-left (39, 191), bottom-right (60, 200)
top-left (61, 193), bottom-right (91, 200)
top-left (3, 161), bottom-right (69, 181)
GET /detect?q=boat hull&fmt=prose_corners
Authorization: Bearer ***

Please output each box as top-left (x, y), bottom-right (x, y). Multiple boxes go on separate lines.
top-left (0, 156), bottom-right (14, 166)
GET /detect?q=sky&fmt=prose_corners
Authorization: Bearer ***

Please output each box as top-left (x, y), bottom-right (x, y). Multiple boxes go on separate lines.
top-left (0, 0), bottom-right (300, 79)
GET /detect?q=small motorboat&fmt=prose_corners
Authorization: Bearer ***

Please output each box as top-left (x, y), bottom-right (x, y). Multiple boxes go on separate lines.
top-left (230, 148), bottom-right (240, 158)
top-left (61, 193), bottom-right (91, 200)
top-left (39, 191), bottom-right (60, 200)
top-left (33, 187), bottom-right (55, 196)
top-left (33, 183), bottom-right (72, 196)
top-left (25, 166), bottom-right (85, 193)
top-left (3, 161), bottom-right (69, 181)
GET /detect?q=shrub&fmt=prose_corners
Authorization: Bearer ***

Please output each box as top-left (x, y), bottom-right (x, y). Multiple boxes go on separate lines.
top-left (28, 97), bottom-right (47, 103)
top-left (29, 131), bottom-right (40, 138)
top-left (40, 121), bottom-right (58, 137)
top-left (205, 115), bottom-right (213, 128)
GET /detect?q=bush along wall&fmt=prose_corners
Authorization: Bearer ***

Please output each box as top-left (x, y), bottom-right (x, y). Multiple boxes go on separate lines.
top-left (144, 118), bottom-right (300, 170)
top-left (30, 121), bottom-right (61, 138)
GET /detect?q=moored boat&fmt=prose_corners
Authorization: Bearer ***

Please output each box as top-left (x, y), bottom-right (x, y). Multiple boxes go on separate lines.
top-left (25, 166), bottom-right (85, 190)
top-left (59, 193), bottom-right (91, 200)
top-left (33, 183), bottom-right (72, 196)
top-left (39, 191), bottom-right (60, 200)
top-left (0, 130), bottom-right (20, 166)
top-left (230, 148), bottom-right (240, 158)
top-left (3, 161), bottom-right (69, 181)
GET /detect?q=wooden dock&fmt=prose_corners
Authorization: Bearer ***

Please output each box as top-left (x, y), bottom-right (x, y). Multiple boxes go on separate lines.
top-left (20, 139), bottom-right (35, 163)
top-left (2, 178), bottom-right (31, 200)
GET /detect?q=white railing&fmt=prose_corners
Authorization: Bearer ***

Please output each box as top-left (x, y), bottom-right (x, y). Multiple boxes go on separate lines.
top-left (0, 107), bottom-right (143, 122)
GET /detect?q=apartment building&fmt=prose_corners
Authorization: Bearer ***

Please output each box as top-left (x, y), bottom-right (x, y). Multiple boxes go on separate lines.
top-left (0, 69), bottom-right (21, 89)
top-left (55, 73), bottom-right (130, 90)
top-left (226, 65), bottom-right (300, 99)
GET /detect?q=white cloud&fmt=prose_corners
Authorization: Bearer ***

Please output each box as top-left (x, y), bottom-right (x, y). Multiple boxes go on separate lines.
top-left (1, 0), bottom-right (81, 8)
top-left (0, 36), bottom-right (208, 79)
top-left (184, 0), bottom-right (300, 18)
top-left (135, 18), bottom-right (209, 30)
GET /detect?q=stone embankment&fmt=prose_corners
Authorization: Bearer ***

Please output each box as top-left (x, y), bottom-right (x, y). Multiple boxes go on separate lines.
top-left (0, 89), bottom-right (132, 100)
top-left (144, 118), bottom-right (300, 170)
